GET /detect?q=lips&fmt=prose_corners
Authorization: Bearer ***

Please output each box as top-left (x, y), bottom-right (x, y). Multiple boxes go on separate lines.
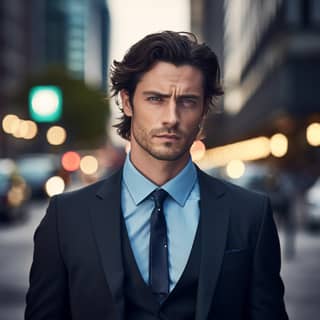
top-left (155, 134), bottom-right (180, 140)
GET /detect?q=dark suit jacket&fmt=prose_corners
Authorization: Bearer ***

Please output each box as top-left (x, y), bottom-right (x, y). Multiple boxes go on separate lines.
top-left (25, 168), bottom-right (288, 320)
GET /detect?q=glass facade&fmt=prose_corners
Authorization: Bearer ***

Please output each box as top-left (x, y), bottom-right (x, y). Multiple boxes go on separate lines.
top-left (66, 0), bottom-right (87, 77)
top-left (224, 0), bottom-right (284, 85)
top-left (42, 0), bottom-right (109, 89)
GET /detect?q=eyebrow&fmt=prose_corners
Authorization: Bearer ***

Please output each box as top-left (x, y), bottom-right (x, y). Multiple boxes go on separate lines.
top-left (142, 91), bottom-right (201, 100)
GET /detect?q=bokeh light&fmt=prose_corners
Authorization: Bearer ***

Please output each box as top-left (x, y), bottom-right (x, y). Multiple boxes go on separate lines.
top-left (11, 118), bottom-right (23, 138)
top-left (47, 126), bottom-right (67, 145)
top-left (2, 114), bottom-right (19, 134)
top-left (45, 176), bottom-right (65, 197)
top-left (17, 120), bottom-right (29, 138)
top-left (31, 89), bottom-right (59, 116)
top-left (80, 155), bottom-right (99, 175)
top-left (306, 123), bottom-right (320, 146)
top-left (190, 140), bottom-right (206, 161)
top-left (226, 160), bottom-right (246, 179)
top-left (270, 133), bottom-right (288, 158)
top-left (1, 115), bottom-right (38, 139)
top-left (197, 137), bottom-right (270, 170)
top-left (24, 121), bottom-right (38, 139)
top-left (61, 151), bottom-right (81, 172)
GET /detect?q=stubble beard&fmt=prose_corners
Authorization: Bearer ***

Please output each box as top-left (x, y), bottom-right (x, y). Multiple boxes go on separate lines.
top-left (131, 125), bottom-right (199, 162)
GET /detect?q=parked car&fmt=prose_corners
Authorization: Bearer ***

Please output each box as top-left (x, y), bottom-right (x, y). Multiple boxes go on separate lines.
top-left (206, 163), bottom-right (291, 217)
top-left (305, 177), bottom-right (320, 230)
top-left (16, 154), bottom-right (64, 199)
top-left (0, 159), bottom-right (29, 221)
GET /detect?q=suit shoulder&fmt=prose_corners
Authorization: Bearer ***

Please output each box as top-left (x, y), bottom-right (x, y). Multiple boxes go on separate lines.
top-left (199, 169), bottom-right (270, 222)
top-left (59, 179), bottom-right (104, 200)
top-left (223, 177), bottom-right (267, 202)
top-left (55, 169), bottom-right (122, 205)
top-left (199, 169), bottom-right (268, 202)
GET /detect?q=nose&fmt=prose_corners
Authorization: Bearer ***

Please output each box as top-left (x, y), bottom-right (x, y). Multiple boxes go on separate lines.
top-left (162, 99), bottom-right (179, 127)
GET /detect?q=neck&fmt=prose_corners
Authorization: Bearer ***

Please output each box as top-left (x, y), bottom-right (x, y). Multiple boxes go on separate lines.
top-left (129, 150), bottom-right (190, 186)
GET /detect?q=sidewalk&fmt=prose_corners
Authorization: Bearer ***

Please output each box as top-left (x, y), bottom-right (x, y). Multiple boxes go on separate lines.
top-left (280, 231), bottom-right (320, 320)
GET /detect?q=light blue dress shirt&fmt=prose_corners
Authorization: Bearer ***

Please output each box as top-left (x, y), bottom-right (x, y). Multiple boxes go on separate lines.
top-left (121, 155), bottom-right (200, 292)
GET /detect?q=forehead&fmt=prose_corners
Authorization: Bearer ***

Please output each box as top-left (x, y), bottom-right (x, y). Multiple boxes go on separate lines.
top-left (136, 61), bottom-right (204, 94)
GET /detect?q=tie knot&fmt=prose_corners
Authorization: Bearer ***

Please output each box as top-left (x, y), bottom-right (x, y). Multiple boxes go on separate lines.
top-left (151, 189), bottom-right (168, 208)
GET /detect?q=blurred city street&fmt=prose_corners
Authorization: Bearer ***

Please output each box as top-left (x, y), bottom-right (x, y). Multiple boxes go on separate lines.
top-left (0, 200), bottom-right (319, 320)
top-left (0, 201), bottom-right (47, 320)
top-left (281, 232), bottom-right (320, 320)
top-left (1, 0), bottom-right (320, 319)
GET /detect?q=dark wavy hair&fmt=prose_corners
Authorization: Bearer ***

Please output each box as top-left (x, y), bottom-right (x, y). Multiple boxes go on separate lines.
top-left (110, 31), bottom-right (223, 140)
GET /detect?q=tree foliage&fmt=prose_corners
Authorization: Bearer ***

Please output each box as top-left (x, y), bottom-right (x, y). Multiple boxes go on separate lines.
top-left (19, 66), bottom-right (109, 148)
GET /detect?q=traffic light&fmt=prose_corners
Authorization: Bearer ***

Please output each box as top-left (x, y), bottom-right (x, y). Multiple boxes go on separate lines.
top-left (29, 86), bottom-right (62, 122)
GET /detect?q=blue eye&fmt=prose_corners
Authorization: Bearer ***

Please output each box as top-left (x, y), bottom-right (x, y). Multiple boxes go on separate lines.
top-left (179, 98), bottom-right (197, 108)
top-left (147, 96), bottom-right (162, 102)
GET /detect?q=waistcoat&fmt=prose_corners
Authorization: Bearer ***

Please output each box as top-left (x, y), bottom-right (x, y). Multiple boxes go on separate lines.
top-left (121, 217), bottom-right (201, 320)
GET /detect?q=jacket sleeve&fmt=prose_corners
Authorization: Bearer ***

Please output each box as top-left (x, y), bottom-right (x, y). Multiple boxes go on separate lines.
top-left (250, 197), bottom-right (289, 320)
top-left (25, 196), bottom-right (71, 320)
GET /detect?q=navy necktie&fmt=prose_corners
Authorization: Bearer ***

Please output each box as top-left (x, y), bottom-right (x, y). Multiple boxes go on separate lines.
top-left (149, 189), bottom-right (169, 303)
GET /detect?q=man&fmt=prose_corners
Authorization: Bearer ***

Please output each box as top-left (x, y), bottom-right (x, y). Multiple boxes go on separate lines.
top-left (25, 31), bottom-right (288, 320)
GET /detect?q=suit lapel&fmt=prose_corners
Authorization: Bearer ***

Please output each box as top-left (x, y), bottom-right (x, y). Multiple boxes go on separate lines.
top-left (195, 170), bottom-right (230, 320)
top-left (88, 167), bottom-right (229, 319)
top-left (89, 170), bottom-right (124, 318)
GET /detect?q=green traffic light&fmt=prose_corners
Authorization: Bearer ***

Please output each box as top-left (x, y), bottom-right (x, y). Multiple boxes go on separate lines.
top-left (29, 86), bottom-right (62, 122)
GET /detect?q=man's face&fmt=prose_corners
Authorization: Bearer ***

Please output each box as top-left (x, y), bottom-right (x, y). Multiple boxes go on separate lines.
top-left (122, 61), bottom-right (206, 162)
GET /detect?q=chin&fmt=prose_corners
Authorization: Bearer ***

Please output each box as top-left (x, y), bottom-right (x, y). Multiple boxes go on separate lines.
top-left (149, 147), bottom-right (189, 162)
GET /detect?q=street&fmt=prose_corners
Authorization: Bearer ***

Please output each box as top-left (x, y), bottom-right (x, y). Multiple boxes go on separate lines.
top-left (0, 201), bottom-right (320, 320)
top-left (0, 201), bottom-right (47, 320)
top-left (281, 232), bottom-right (320, 319)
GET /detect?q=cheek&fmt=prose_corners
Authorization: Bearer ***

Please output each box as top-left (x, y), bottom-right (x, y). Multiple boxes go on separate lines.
top-left (133, 108), bottom-right (157, 127)
top-left (184, 115), bottom-right (203, 130)
top-left (131, 114), bottom-right (150, 135)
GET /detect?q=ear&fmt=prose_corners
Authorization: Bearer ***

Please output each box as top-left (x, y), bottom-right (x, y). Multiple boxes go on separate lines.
top-left (202, 99), bottom-right (210, 116)
top-left (196, 110), bottom-right (208, 140)
top-left (120, 90), bottom-right (133, 117)
top-left (196, 117), bottom-right (206, 140)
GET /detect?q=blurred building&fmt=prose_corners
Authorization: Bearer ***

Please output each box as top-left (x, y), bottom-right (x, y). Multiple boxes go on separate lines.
top-left (193, 0), bottom-right (320, 174)
top-left (0, 0), bottom-right (110, 156)
top-left (29, 0), bottom-right (110, 90)
top-left (0, 0), bottom-right (30, 155)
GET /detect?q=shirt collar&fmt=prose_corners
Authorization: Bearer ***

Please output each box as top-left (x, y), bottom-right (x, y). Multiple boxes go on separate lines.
top-left (161, 159), bottom-right (197, 206)
top-left (122, 154), bottom-right (198, 206)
